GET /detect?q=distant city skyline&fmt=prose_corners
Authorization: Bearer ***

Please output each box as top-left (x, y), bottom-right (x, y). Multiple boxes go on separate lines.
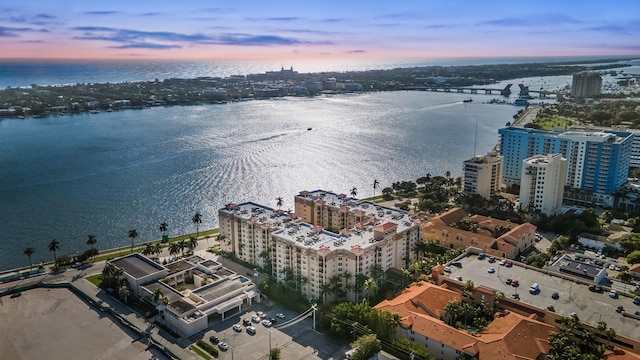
top-left (1, 0), bottom-right (639, 60)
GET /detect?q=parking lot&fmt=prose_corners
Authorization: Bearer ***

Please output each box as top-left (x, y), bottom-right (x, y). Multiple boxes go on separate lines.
top-left (447, 255), bottom-right (640, 340)
top-left (202, 302), bottom-right (349, 360)
top-left (0, 288), bottom-right (167, 360)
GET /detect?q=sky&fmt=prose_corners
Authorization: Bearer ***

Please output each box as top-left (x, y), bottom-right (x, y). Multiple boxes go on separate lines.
top-left (1, 0), bottom-right (639, 60)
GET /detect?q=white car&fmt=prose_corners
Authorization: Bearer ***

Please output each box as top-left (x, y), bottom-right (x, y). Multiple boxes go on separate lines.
top-left (609, 264), bottom-right (616, 270)
top-left (251, 314), bottom-right (260, 323)
top-left (218, 342), bottom-right (229, 351)
top-left (246, 326), bottom-right (256, 335)
top-left (232, 324), bottom-right (243, 332)
top-left (275, 313), bottom-right (286, 319)
top-left (261, 319), bottom-right (272, 327)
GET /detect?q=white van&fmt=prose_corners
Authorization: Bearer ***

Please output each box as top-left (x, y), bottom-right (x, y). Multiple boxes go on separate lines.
top-left (529, 283), bottom-right (540, 294)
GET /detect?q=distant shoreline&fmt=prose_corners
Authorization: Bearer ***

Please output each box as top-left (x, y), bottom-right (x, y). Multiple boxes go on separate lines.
top-left (0, 58), bottom-right (633, 120)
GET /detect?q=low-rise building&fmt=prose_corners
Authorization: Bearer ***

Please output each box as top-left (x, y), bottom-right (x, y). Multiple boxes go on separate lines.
top-left (107, 254), bottom-right (259, 336)
top-left (374, 281), bottom-right (557, 360)
top-left (423, 208), bottom-right (536, 259)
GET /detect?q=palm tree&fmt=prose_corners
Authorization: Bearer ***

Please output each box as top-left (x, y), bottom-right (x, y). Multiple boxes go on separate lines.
top-left (86, 235), bottom-right (97, 260)
top-left (23, 247), bottom-right (35, 270)
top-left (350, 186), bottom-right (358, 198)
top-left (153, 243), bottom-right (162, 257)
top-left (159, 222), bottom-right (168, 235)
top-left (48, 239), bottom-right (60, 267)
top-left (128, 229), bottom-right (138, 251)
top-left (118, 282), bottom-right (131, 304)
top-left (178, 239), bottom-right (187, 257)
top-left (142, 243), bottom-right (154, 257)
top-left (159, 222), bottom-right (168, 243)
top-left (192, 212), bottom-right (203, 238)
top-left (363, 277), bottom-right (378, 300)
top-left (372, 179), bottom-right (379, 197)
top-left (168, 242), bottom-right (181, 257)
top-left (187, 236), bottom-right (198, 254)
top-left (276, 197), bottom-right (284, 210)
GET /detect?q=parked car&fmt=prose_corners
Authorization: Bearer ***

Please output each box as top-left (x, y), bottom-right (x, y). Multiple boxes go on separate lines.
top-left (232, 324), bottom-right (243, 332)
top-left (269, 317), bottom-right (276, 324)
top-left (505, 278), bottom-right (512, 285)
top-left (609, 290), bottom-right (618, 299)
top-left (546, 305), bottom-right (555, 312)
top-left (594, 285), bottom-right (603, 293)
top-left (477, 253), bottom-right (485, 260)
top-left (209, 336), bottom-right (220, 344)
top-left (633, 296), bottom-right (640, 305)
top-left (499, 259), bottom-right (507, 266)
top-left (246, 326), bottom-right (256, 335)
top-left (511, 280), bottom-right (519, 287)
top-left (262, 319), bottom-right (272, 327)
top-left (443, 266), bottom-right (452, 273)
top-left (454, 276), bottom-right (463, 281)
top-left (251, 314), bottom-right (260, 323)
top-left (551, 292), bottom-right (559, 300)
top-left (616, 305), bottom-right (624, 313)
top-left (505, 261), bottom-right (513, 268)
top-left (451, 261), bottom-right (462, 268)
top-left (257, 311), bottom-right (264, 318)
top-left (218, 342), bottom-right (229, 351)
top-left (276, 313), bottom-right (286, 319)
top-left (488, 256), bottom-right (496, 263)
top-left (635, 311), bottom-right (640, 316)
top-left (609, 264), bottom-right (616, 270)
top-left (511, 293), bottom-right (520, 300)
top-left (588, 284), bottom-right (596, 292)
top-left (529, 283), bottom-right (540, 294)
top-left (487, 267), bottom-right (495, 274)
top-left (243, 319), bottom-right (251, 326)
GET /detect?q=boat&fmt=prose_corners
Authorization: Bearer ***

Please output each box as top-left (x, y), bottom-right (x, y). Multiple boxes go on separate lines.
top-left (307, 127), bottom-right (312, 131)
top-left (463, 98), bottom-right (473, 103)
top-left (89, 110), bottom-right (100, 114)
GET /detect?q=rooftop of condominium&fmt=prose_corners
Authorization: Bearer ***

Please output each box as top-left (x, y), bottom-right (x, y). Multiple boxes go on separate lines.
top-left (219, 201), bottom-right (297, 227)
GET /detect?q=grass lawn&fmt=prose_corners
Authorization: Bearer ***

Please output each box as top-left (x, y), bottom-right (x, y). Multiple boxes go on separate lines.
top-left (533, 116), bottom-right (573, 130)
top-left (86, 273), bottom-right (102, 287)
top-left (191, 345), bottom-right (212, 360)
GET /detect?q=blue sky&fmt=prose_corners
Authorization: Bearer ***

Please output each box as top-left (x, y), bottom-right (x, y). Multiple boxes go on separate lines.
top-left (1, 0), bottom-right (639, 59)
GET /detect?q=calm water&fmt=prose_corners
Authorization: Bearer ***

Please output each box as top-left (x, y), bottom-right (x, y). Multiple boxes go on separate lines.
top-left (0, 91), bottom-right (517, 271)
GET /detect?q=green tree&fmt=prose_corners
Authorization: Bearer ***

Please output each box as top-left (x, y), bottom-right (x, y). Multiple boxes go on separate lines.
top-left (86, 235), bottom-right (97, 260)
top-left (192, 212), bottom-right (203, 238)
top-left (23, 247), bottom-right (35, 270)
top-left (350, 334), bottom-right (381, 360)
top-left (372, 179), bottom-right (379, 197)
top-left (48, 239), bottom-right (60, 267)
top-left (169, 242), bottom-right (181, 257)
top-left (187, 236), bottom-right (198, 254)
top-left (351, 186), bottom-right (358, 198)
top-left (159, 222), bottom-right (168, 236)
top-left (276, 197), bottom-right (284, 210)
top-left (128, 229), bottom-right (138, 251)
top-left (627, 250), bottom-right (640, 264)
top-left (268, 347), bottom-right (281, 360)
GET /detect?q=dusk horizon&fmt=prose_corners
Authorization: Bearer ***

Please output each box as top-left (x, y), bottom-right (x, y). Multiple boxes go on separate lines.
top-left (2, 0), bottom-right (640, 60)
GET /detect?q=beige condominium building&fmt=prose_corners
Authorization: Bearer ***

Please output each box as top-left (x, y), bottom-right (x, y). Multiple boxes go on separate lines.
top-left (519, 153), bottom-right (567, 215)
top-left (463, 153), bottom-right (503, 199)
top-left (219, 190), bottom-right (422, 302)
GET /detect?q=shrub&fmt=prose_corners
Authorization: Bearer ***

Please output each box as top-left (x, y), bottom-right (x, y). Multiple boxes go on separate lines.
top-left (196, 339), bottom-right (219, 357)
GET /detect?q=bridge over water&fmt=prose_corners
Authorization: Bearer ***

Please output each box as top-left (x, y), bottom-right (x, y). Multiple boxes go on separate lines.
top-left (404, 83), bottom-right (558, 97)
